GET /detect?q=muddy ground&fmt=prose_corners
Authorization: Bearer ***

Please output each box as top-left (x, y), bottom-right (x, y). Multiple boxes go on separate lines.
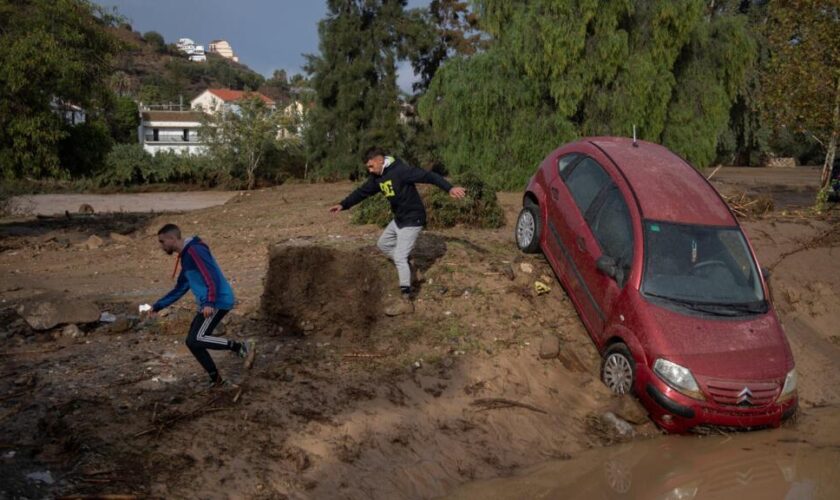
top-left (1, 168), bottom-right (839, 499)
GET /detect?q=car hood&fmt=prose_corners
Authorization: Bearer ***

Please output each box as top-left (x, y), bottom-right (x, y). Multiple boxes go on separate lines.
top-left (644, 302), bottom-right (793, 381)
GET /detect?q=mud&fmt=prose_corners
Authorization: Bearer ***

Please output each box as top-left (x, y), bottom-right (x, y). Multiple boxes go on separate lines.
top-left (261, 245), bottom-right (385, 337)
top-left (1, 176), bottom-right (839, 499)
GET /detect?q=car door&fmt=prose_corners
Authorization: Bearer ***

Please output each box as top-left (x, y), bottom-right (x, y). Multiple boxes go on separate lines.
top-left (548, 156), bottom-right (611, 334)
top-left (542, 153), bottom-right (581, 283)
top-left (581, 184), bottom-right (635, 344)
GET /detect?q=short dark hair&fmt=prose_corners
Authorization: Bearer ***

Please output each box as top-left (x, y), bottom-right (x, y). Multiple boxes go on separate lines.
top-left (364, 147), bottom-right (385, 162)
top-left (157, 223), bottom-right (181, 238)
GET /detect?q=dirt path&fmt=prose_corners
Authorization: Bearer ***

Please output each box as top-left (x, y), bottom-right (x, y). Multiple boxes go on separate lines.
top-left (1, 180), bottom-right (839, 498)
top-left (8, 190), bottom-right (240, 216)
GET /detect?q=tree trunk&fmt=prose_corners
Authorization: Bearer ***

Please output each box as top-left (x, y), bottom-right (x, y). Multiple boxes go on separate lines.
top-left (820, 74), bottom-right (840, 190)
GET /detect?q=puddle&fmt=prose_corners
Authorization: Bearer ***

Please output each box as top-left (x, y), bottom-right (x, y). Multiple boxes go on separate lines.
top-left (447, 416), bottom-right (840, 499)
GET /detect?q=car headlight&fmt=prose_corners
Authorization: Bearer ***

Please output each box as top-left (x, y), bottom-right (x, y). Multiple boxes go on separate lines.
top-left (654, 358), bottom-right (704, 400)
top-left (777, 368), bottom-right (797, 402)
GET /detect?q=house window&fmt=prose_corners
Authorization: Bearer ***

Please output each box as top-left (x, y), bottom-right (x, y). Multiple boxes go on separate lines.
top-left (183, 128), bottom-right (189, 142)
top-left (153, 128), bottom-right (159, 142)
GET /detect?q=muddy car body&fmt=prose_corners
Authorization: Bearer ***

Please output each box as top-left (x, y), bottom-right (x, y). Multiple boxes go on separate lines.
top-left (515, 137), bottom-right (797, 432)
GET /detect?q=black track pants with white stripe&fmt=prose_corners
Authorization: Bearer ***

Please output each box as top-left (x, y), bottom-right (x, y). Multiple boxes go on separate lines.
top-left (185, 309), bottom-right (233, 378)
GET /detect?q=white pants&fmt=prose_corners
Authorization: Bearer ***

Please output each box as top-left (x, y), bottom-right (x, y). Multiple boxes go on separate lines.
top-left (377, 220), bottom-right (422, 289)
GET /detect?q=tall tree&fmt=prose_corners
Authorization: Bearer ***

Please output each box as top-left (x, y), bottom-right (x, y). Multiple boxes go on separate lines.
top-left (763, 0), bottom-right (840, 189)
top-left (420, 0), bottom-right (761, 189)
top-left (0, 0), bottom-right (120, 179)
top-left (304, 0), bottom-right (408, 179)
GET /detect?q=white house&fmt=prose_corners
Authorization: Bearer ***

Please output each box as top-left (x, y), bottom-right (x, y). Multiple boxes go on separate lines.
top-left (191, 89), bottom-right (276, 115)
top-left (278, 100), bottom-right (307, 139)
top-left (176, 37), bottom-right (206, 62)
top-left (137, 109), bottom-right (206, 156)
top-left (51, 98), bottom-right (86, 126)
top-left (208, 39), bottom-right (239, 62)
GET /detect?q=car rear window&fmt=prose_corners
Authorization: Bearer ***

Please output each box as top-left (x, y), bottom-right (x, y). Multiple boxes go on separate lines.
top-left (565, 157), bottom-right (612, 215)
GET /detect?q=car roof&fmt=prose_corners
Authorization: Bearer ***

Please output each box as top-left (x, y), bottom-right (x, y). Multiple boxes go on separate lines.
top-left (583, 137), bottom-right (736, 227)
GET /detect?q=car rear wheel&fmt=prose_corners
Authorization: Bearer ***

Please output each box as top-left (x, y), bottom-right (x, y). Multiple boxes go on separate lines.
top-left (516, 200), bottom-right (541, 254)
top-left (602, 343), bottom-right (636, 395)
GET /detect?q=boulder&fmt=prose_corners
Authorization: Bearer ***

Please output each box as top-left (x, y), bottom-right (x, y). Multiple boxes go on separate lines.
top-left (80, 235), bottom-right (104, 250)
top-left (110, 232), bottom-right (133, 244)
top-left (609, 395), bottom-right (649, 425)
top-left (17, 299), bottom-right (100, 331)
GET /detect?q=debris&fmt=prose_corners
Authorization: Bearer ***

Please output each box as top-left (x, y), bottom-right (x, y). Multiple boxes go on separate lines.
top-left (109, 232), bottom-right (133, 243)
top-left (16, 299), bottom-right (100, 331)
top-left (609, 395), bottom-right (649, 425)
top-left (107, 317), bottom-right (135, 334)
top-left (80, 234), bottom-right (105, 250)
top-left (61, 324), bottom-right (84, 338)
top-left (539, 334), bottom-right (561, 359)
top-left (100, 312), bottom-right (118, 323)
top-left (78, 203), bottom-right (95, 214)
top-left (26, 470), bottom-right (55, 485)
top-left (519, 262), bottom-right (534, 274)
top-left (501, 264), bottom-right (515, 281)
top-left (600, 411), bottom-right (635, 439)
top-left (471, 398), bottom-right (548, 414)
top-left (534, 281), bottom-right (551, 295)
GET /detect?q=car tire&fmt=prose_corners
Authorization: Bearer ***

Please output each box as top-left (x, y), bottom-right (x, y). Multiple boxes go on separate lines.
top-left (602, 343), bottom-right (636, 395)
top-left (515, 200), bottom-right (542, 254)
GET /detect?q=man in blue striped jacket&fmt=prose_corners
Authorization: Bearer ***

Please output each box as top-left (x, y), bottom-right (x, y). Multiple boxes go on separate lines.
top-left (146, 224), bottom-right (254, 388)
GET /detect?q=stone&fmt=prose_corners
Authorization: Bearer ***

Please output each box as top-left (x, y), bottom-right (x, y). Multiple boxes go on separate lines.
top-left (110, 232), bottom-right (133, 244)
top-left (80, 235), bottom-right (104, 250)
top-left (519, 262), bottom-right (534, 274)
top-left (16, 299), bottom-right (100, 331)
top-left (539, 334), bottom-right (561, 359)
top-left (600, 411), bottom-right (635, 439)
top-left (609, 395), bottom-right (649, 425)
top-left (61, 324), bottom-right (84, 338)
top-left (108, 317), bottom-right (135, 334)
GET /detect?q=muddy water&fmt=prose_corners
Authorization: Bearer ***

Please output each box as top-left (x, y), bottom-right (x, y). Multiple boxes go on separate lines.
top-left (447, 408), bottom-right (840, 500)
top-left (8, 190), bottom-right (238, 215)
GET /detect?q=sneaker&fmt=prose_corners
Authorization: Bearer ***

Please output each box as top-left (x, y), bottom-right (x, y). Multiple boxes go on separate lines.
top-left (242, 339), bottom-right (256, 370)
top-left (384, 295), bottom-right (414, 317)
top-left (208, 375), bottom-right (226, 389)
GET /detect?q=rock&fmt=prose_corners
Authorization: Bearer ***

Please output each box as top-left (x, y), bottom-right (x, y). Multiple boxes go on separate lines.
top-left (108, 317), bottom-right (135, 334)
top-left (16, 299), bottom-right (100, 331)
top-left (61, 324), bottom-right (84, 338)
top-left (109, 232), bottom-right (133, 244)
top-left (600, 411), bottom-right (635, 439)
top-left (80, 234), bottom-right (104, 250)
top-left (78, 203), bottom-right (95, 214)
top-left (609, 395), bottom-right (649, 425)
top-left (539, 334), bottom-right (561, 359)
top-left (519, 262), bottom-right (534, 274)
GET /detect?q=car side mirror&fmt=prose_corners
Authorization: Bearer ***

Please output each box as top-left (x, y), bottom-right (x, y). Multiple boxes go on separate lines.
top-left (597, 255), bottom-right (618, 278)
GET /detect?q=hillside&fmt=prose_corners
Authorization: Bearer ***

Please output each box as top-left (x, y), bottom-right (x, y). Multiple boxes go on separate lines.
top-left (106, 25), bottom-right (266, 105)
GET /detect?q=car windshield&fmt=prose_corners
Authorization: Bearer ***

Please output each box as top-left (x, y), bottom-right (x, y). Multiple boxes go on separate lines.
top-left (641, 221), bottom-right (766, 313)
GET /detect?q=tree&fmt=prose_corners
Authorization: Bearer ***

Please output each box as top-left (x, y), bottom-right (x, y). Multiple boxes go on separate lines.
top-left (0, 0), bottom-right (121, 179)
top-left (763, 0), bottom-right (840, 189)
top-left (201, 97), bottom-right (297, 190)
top-left (143, 31), bottom-right (166, 53)
top-left (419, 0), bottom-right (760, 188)
top-left (108, 95), bottom-right (141, 144)
top-left (304, 0), bottom-right (408, 179)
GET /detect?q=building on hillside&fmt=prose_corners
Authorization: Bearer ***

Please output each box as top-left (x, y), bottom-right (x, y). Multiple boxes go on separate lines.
top-left (51, 98), bottom-right (86, 126)
top-left (176, 37), bottom-right (206, 62)
top-left (208, 39), bottom-right (239, 62)
top-left (137, 107), bottom-right (206, 156)
top-left (277, 100), bottom-right (308, 139)
top-left (191, 89), bottom-right (276, 115)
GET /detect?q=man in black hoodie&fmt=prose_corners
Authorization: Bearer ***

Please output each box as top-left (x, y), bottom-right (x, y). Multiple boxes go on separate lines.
top-left (330, 147), bottom-right (466, 315)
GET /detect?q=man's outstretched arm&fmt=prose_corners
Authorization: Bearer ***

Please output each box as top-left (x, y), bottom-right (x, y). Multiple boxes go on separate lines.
top-left (405, 166), bottom-right (466, 199)
top-left (152, 272), bottom-right (190, 312)
top-left (330, 176), bottom-right (380, 212)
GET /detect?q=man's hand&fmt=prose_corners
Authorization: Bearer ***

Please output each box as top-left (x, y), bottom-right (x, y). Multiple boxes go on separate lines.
top-left (140, 308), bottom-right (157, 320)
top-left (202, 305), bottom-right (215, 318)
top-left (329, 204), bottom-right (343, 213)
top-left (449, 186), bottom-right (467, 199)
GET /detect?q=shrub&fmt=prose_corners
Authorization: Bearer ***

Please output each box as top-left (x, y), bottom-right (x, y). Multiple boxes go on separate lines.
top-left (97, 144), bottom-right (224, 187)
top-left (351, 172), bottom-right (505, 229)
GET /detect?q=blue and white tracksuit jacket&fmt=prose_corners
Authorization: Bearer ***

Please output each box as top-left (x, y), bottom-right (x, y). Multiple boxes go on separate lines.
top-left (152, 236), bottom-right (235, 312)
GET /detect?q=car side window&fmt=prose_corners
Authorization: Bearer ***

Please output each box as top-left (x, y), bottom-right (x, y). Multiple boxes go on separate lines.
top-left (590, 185), bottom-right (634, 265)
top-left (557, 154), bottom-right (580, 176)
top-left (564, 157), bottom-right (612, 215)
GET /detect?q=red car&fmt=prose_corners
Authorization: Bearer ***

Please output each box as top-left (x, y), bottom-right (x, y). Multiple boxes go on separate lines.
top-left (516, 137), bottom-right (797, 432)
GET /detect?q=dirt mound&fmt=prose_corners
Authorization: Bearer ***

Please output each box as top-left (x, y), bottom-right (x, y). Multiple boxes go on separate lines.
top-left (261, 244), bottom-right (385, 337)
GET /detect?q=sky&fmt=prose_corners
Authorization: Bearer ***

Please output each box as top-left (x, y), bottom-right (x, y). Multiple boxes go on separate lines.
top-left (96, 0), bottom-right (430, 92)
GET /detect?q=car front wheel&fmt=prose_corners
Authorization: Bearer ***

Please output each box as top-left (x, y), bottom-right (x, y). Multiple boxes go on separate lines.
top-left (515, 201), bottom-right (541, 254)
top-left (602, 343), bottom-right (636, 395)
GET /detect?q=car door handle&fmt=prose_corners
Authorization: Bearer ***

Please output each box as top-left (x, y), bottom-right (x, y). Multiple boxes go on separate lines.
top-left (576, 236), bottom-right (586, 251)
top-left (550, 187), bottom-right (559, 200)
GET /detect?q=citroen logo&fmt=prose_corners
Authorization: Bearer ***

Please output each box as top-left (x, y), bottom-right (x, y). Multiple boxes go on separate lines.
top-left (737, 387), bottom-right (753, 405)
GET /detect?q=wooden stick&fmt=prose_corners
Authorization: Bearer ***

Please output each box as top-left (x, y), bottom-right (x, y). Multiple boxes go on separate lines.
top-left (470, 398), bottom-right (548, 414)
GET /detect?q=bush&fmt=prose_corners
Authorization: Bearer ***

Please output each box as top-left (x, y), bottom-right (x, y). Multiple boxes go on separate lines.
top-left (97, 144), bottom-right (224, 187)
top-left (351, 172), bottom-right (505, 229)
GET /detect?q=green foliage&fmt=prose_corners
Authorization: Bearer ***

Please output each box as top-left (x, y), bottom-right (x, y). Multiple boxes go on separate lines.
top-left (108, 95), bottom-right (141, 144)
top-left (59, 119), bottom-right (113, 177)
top-left (0, 0), bottom-right (121, 180)
top-left (201, 97), bottom-right (302, 189)
top-left (351, 171), bottom-right (504, 228)
top-left (143, 31), bottom-right (166, 53)
top-left (97, 144), bottom-right (220, 187)
top-left (304, 0), bottom-right (408, 179)
top-left (420, 0), bottom-right (762, 188)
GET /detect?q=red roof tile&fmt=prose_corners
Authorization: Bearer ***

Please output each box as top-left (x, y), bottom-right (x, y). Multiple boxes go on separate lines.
top-left (206, 89), bottom-right (275, 106)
